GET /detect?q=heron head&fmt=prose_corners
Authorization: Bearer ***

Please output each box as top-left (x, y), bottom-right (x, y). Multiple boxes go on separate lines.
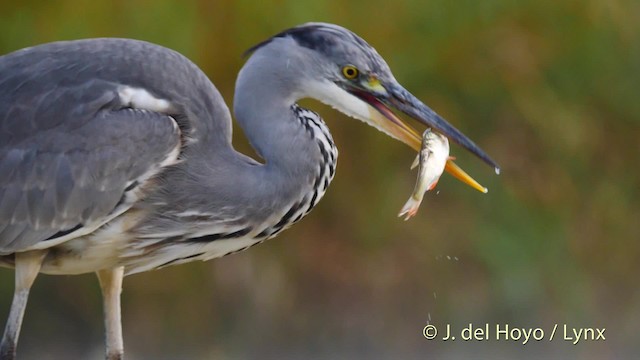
top-left (246, 23), bottom-right (499, 191)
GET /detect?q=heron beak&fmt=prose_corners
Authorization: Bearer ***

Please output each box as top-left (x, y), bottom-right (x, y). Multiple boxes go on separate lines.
top-left (349, 79), bottom-right (499, 193)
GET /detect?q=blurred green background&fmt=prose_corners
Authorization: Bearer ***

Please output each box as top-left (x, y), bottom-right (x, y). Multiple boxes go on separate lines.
top-left (1, 0), bottom-right (638, 359)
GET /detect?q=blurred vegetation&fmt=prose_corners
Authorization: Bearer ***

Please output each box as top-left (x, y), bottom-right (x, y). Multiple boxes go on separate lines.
top-left (0, 0), bottom-right (638, 359)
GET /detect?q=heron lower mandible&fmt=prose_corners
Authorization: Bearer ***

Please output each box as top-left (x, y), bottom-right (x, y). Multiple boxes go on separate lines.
top-left (0, 23), bottom-right (499, 359)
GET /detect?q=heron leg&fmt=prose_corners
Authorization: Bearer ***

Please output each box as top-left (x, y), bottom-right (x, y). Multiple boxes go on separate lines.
top-left (96, 267), bottom-right (125, 360)
top-left (0, 250), bottom-right (46, 360)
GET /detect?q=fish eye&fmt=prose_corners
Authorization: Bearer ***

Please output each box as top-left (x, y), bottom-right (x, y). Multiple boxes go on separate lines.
top-left (341, 65), bottom-right (359, 79)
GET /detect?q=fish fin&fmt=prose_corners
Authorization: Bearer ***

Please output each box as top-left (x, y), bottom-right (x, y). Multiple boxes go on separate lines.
top-left (410, 154), bottom-right (420, 170)
top-left (428, 179), bottom-right (440, 191)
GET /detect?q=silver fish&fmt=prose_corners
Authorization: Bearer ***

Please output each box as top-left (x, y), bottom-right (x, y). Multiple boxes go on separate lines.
top-left (398, 129), bottom-right (449, 220)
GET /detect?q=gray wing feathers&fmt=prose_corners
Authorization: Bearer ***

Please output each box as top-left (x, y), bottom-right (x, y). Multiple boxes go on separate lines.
top-left (0, 78), bottom-right (180, 253)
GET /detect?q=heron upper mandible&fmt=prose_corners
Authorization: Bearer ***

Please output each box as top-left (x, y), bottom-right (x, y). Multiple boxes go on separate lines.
top-left (0, 23), bottom-right (499, 359)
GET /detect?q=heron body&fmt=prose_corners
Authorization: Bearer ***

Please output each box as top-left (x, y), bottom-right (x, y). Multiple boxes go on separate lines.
top-left (0, 23), bottom-right (498, 359)
top-left (0, 37), bottom-right (338, 276)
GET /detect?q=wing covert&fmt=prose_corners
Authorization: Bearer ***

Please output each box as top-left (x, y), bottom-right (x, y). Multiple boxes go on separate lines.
top-left (0, 78), bottom-right (181, 253)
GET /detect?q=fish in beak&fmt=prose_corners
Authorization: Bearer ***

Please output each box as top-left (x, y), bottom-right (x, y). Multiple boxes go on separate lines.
top-left (398, 129), bottom-right (450, 220)
top-left (347, 76), bottom-right (500, 193)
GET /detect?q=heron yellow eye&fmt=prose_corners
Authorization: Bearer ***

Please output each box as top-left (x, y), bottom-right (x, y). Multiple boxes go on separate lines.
top-left (341, 65), bottom-right (359, 79)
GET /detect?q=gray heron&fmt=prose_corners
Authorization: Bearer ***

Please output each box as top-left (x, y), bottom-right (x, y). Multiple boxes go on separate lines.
top-left (0, 23), bottom-right (499, 359)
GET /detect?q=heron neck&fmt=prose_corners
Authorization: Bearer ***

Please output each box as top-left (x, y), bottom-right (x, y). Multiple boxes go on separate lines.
top-left (232, 53), bottom-right (336, 221)
top-left (233, 51), bottom-right (317, 172)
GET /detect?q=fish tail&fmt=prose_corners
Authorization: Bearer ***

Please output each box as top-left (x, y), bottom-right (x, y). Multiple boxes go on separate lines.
top-left (398, 197), bottom-right (422, 221)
